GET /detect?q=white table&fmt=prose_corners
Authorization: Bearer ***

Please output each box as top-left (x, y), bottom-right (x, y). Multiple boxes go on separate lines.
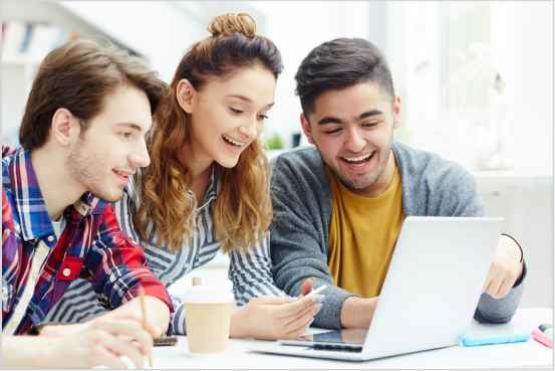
top-left (152, 308), bottom-right (553, 369)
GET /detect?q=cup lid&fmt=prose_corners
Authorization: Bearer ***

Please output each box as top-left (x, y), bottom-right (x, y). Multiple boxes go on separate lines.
top-left (182, 280), bottom-right (234, 304)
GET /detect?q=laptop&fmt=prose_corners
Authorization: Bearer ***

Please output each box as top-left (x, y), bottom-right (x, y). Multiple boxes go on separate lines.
top-left (251, 216), bottom-right (503, 361)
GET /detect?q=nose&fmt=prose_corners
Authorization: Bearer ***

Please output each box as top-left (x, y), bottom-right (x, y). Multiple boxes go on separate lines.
top-left (129, 139), bottom-right (151, 169)
top-left (344, 126), bottom-right (366, 152)
top-left (240, 117), bottom-right (259, 139)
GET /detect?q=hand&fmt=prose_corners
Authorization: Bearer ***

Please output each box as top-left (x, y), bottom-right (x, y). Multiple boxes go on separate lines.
top-left (42, 316), bottom-right (153, 368)
top-left (40, 297), bottom-right (165, 338)
top-left (341, 296), bottom-right (378, 329)
top-left (230, 294), bottom-right (322, 340)
top-left (482, 235), bottom-right (523, 299)
top-left (104, 295), bottom-right (170, 337)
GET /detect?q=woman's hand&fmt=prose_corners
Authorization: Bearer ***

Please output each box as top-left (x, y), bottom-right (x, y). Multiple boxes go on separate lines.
top-left (230, 294), bottom-right (322, 340)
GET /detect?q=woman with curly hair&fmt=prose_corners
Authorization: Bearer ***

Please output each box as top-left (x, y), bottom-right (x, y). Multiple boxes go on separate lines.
top-left (44, 13), bottom-right (320, 340)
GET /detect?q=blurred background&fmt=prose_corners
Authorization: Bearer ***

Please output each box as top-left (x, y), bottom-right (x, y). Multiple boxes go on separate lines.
top-left (1, 1), bottom-right (552, 308)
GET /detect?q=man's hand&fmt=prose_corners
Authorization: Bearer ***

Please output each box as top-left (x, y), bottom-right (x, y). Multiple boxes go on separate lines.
top-left (482, 235), bottom-right (524, 299)
top-left (8, 315), bottom-right (153, 368)
top-left (340, 296), bottom-right (378, 329)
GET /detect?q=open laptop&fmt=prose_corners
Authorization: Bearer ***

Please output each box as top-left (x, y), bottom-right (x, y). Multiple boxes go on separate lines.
top-left (251, 216), bottom-right (503, 361)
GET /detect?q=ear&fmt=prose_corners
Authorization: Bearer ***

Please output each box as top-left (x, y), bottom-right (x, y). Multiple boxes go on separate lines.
top-left (51, 108), bottom-right (80, 146)
top-left (300, 113), bottom-right (315, 144)
top-left (176, 79), bottom-right (196, 114)
top-left (392, 96), bottom-right (401, 129)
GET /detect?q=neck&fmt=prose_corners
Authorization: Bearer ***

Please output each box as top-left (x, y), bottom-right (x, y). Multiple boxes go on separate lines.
top-left (31, 145), bottom-right (85, 220)
top-left (178, 142), bottom-right (213, 201)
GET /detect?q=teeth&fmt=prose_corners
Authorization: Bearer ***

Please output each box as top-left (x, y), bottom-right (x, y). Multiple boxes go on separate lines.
top-left (343, 153), bottom-right (371, 163)
top-left (222, 134), bottom-right (244, 147)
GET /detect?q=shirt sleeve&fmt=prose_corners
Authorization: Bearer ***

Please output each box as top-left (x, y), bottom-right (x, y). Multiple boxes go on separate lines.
top-left (83, 204), bottom-right (173, 312)
top-left (2, 190), bottom-right (17, 320)
top-left (228, 233), bottom-right (286, 305)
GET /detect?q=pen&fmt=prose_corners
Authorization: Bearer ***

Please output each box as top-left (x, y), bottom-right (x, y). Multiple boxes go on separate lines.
top-left (139, 287), bottom-right (154, 368)
top-left (532, 324), bottom-right (553, 349)
top-left (460, 333), bottom-right (529, 347)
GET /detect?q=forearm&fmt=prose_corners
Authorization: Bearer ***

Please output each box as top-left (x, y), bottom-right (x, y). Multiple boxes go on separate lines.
top-left (2, 336), bottom-right (58, 368)
top-left (340, 296), bottom-right (378, 329)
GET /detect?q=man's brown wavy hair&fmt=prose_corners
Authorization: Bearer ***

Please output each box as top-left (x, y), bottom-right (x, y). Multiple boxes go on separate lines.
top-left (134, 13), bottom-right (283, 252)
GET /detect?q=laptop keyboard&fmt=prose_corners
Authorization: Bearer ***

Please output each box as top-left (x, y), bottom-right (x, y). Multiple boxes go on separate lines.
top-left (313, 343), bottom-right (363, 352)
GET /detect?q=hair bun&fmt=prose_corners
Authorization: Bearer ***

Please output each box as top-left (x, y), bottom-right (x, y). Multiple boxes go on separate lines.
top-left (207, 13), bottom-right (256, 38)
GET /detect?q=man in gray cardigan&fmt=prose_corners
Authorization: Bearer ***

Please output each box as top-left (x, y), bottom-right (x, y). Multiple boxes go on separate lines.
top-left (270, 38), bottom-right (525, 330)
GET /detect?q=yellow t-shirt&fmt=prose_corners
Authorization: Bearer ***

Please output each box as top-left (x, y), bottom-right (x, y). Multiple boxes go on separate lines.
top-left (327, 164), bottom-right (404, 298)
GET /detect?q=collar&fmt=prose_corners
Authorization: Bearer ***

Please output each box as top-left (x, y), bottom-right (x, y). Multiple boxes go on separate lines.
top-left (5, 148), bottom-right (107, 242)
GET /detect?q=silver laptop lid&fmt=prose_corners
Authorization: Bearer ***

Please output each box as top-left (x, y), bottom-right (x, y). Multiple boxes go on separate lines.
top-left (363, 216), bottom-right (503, 358)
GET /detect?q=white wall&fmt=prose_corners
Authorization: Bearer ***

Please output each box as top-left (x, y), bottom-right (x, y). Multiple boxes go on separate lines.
top-left (250, 1), bottom-right (372, 146)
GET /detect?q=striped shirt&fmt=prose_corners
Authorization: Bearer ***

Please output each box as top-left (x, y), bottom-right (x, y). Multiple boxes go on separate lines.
top-left (2, 147), bottom-right (173, 334)
top-left (44, 165), bottom-right (285, 334)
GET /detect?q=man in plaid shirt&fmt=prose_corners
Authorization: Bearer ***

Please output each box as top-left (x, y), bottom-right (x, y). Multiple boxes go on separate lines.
top-left (2, 39), bottom-right (173, 368)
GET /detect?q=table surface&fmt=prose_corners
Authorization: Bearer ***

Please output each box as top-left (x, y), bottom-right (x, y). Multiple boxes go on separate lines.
top-left (152, 307), bottom-right (553, 369)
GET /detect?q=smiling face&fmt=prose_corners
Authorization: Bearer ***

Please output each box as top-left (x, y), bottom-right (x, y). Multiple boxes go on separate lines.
top-left (67, 84), bottom-right (152, 202)
top-left (177, 63), bottom-right (276, 173)
top-left (301, 81), bottom-right (401, 197)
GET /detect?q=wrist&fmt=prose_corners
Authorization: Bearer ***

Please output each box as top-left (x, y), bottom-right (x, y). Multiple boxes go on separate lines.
top-left (341, 296), bottom-right (377, 329)
top-left (230, 305), bottom-right (249, 338)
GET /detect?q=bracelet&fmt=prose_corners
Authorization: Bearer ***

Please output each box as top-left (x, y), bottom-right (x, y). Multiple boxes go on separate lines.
top-left (501, 233), bottom-right (524, 262)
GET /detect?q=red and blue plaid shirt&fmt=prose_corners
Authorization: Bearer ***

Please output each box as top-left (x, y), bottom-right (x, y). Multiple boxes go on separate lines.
top-left (2, 147), bottom-right (173, 334)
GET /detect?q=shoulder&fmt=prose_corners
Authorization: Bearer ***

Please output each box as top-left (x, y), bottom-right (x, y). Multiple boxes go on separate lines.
top-left (271, 146), bottom-right (326, 187)
top-left (393, 141), bottom-right (475, 190)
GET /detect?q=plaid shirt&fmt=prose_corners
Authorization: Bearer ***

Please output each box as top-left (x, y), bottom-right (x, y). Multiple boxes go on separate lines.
top-left (2, 147), bottom-right (173, 334)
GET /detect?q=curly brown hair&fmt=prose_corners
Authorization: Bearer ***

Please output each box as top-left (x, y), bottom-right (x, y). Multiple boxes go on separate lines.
top-left (134, 13), bottom-right (283, 252)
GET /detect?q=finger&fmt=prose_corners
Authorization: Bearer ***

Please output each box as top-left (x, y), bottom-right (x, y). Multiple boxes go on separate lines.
top-left (283, 314), bottom-right (314, 339)
top-left (102, 333), bottom-right (145, 369)
top-left (250, 296), bottom-right (291, 305)
top-left (299, 278), bottom-right (314, 296)
top-left (92, 346), bottom-right (127, 369)
top-left (98, 319), bottom-right (153, 355)
top-left (283, 305), bottom-right (319, 334)
top-left (495, 276), bottom-right (513, 299)
top-left (485, 273), bottom-right (504, 298)
top-left (281, 304), bottom-right (315, 329)
top-left (482, 271), bottom-right (493, 292)
top-left (276, 296), bottom-right (318, 318)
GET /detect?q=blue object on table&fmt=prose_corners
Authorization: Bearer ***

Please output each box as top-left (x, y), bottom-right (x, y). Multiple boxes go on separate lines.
top-left (460, 333), bottom-right (530, 347)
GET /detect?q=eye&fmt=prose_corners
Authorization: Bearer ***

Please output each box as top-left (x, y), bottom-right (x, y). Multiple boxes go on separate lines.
top-left (119, 131), bottom-right (133, 140)
top-left (229, 107), bottom-right (243, 114)
top-left (362, 122), bottom-right (379, 128)
top-left (257, 114), bottom-right (269, 121)
top-left (324, 128), bottom-right (342, 135)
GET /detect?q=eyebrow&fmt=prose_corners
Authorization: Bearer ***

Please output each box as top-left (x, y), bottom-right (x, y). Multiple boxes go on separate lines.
top-left (317, 109), bottom-right (383, 125)
top-left (114, 122), bottom-right (144, 132)
top-left (225, 94), bottom-right (275, 109)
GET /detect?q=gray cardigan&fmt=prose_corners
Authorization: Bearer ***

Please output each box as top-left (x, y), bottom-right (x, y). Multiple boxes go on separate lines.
top-left (270, 141), bottom-right (525, 329)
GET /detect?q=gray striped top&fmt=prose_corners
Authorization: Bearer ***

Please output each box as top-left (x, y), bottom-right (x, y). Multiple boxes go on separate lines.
top-left (43, 165), bottom-right (285, 334)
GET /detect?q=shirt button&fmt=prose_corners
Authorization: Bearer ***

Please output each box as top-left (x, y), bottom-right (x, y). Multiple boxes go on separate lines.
top-left (47, 235), bottom-right (55, 242)
top-left (62, 268), bottom-right (71, 277)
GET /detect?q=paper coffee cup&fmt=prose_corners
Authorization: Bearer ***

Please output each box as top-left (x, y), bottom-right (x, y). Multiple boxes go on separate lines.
top-left (183, 281), bottom-right (234, 354)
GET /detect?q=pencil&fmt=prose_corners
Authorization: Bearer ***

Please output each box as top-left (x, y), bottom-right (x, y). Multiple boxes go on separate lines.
top-left (139, 286), bottom-right (154, 368)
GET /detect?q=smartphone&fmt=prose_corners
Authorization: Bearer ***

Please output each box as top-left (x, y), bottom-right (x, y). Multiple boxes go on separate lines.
top-left (302, 284), bottom-right (328, 300)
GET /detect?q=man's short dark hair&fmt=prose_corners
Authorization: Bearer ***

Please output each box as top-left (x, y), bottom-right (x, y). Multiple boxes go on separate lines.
top-left (295, 38), bottom-right (395, 115)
